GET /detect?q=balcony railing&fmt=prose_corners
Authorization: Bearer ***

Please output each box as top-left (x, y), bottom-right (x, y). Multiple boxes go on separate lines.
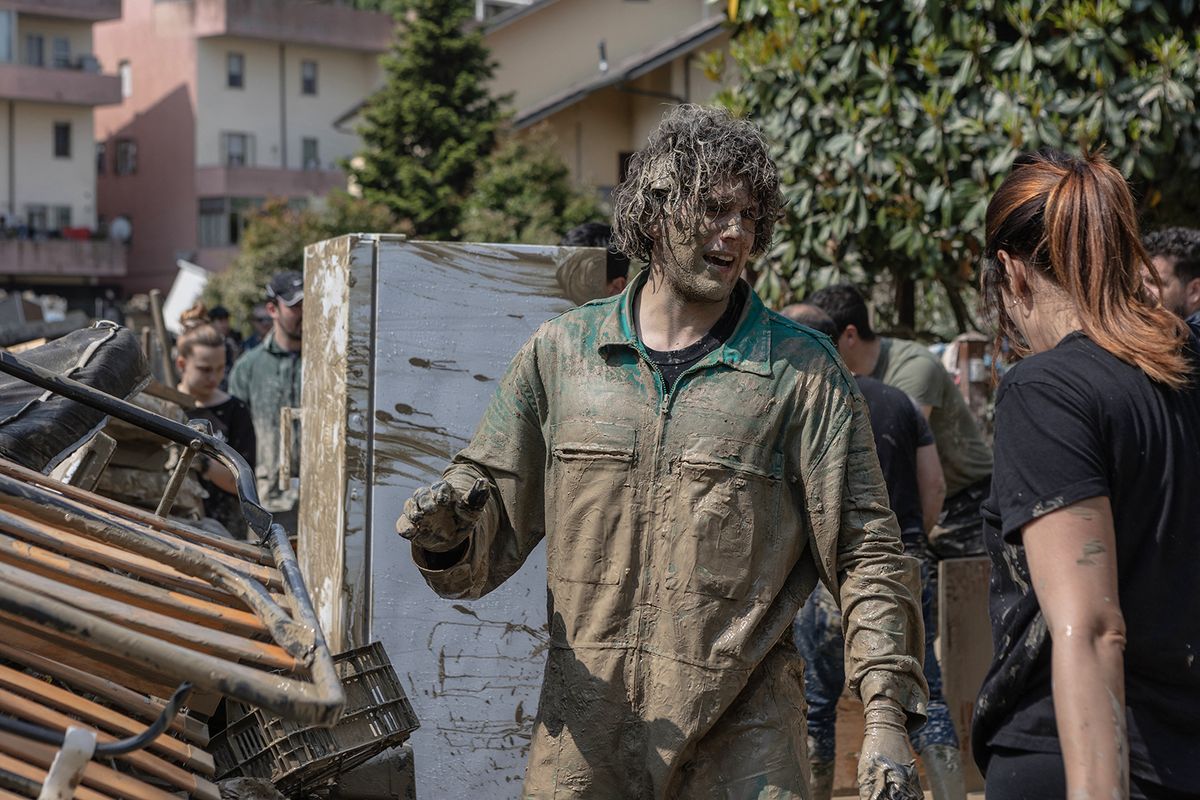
top-left (0, 238), bottom-right (127, 278)
top-left (195, 165), bottom-right (347, 198)
top-left (8, 0), bottom-right (122, 22)
top-left (193, 0), bottom-right (393, 52)
top-left (0, 62), bottom-right (121, 106)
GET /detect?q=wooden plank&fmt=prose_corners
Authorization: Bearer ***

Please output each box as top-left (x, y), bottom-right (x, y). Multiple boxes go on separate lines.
top-left (0, 525), bottom-right (268, 638)
top-left (0, 640), bottom-right (209, 746)
top-left (0, 505), bottom-right (229, 601)
top-left (0, 488), bottom-right (283, 590)
top-left (0, 731), bottom-right (182, 800)
top-left (0, 458), bottom-right (272, 566)
top-left (0, 687), bottom-right (218, 798)
top-left (0, 750), bottom-right (114, 800)
top-left (0, 662), bottom-right (213, 774)
top-left (0, 619), bottom-right (192, 706)
top-left (0, 560), bottom-right (298, 671)
top-left (939, 557), bottom-right (991, 794)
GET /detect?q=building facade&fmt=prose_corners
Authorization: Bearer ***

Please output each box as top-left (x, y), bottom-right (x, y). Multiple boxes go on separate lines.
top-left (485, 0), bottom-right (730, 198)
top-left (94, 0), bottom-right (392, 294)
top-left (0, 0), bottom-right (127, 294)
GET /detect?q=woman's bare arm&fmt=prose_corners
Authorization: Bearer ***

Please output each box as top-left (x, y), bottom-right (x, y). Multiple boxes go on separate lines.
top-left (914, 442), bottom-right (945, 537)
top-left (1022, 495), bottom-right (1127, 800)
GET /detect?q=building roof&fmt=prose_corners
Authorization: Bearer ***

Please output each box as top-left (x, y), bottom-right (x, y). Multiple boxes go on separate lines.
top-left (512, 14), bottom-right (726, 129)
top-left (482, 0), bottom-right (564, 33)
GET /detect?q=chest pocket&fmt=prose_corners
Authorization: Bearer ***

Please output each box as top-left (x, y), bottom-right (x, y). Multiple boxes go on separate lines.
top-left (548, 420), bottom-right (636, 585)
top-left (669, 436), bottom-right (783, 600)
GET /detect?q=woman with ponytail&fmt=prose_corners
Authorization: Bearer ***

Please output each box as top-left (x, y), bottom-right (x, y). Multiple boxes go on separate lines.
top-left (176, 302), bottom-right (256, 539)
top-left (973, 149), bottom-right (1200, 800)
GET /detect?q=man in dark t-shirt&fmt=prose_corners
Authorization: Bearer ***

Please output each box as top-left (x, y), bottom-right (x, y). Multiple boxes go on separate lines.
top-left (784, 303), bottom-right (965, 800)
top-left (807, 285), bottom-right (993, 557)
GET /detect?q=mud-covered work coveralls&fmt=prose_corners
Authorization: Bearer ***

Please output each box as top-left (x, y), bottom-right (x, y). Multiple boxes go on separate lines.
top-left (413, 275), bottom-right (927, 799)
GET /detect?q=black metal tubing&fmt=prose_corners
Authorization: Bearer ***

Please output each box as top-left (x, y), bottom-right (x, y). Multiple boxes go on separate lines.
top-left (0, 766), bottom-right (40, 797)
top-left (0, 349), bottom-right (272, 538)
top-left (0, 682), bottom-right (191, 756)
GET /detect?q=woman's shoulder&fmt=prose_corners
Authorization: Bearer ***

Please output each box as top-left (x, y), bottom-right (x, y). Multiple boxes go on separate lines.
top-left (211, 394), bottom-right (251, 415)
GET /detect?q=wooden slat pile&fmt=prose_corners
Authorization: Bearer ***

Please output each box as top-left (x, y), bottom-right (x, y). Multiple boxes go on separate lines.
top-left (0, 457), bottom-right (344, 799)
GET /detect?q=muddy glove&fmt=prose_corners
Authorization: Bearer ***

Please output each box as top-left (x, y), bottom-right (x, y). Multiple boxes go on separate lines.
top-left (857, 695), bottom-right (921, 800)
top-left (396, 478), bottom-right (490, 553)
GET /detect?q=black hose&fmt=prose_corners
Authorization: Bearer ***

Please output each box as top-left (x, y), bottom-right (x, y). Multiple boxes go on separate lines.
top-left (0, 681), bottom-right (192, 757)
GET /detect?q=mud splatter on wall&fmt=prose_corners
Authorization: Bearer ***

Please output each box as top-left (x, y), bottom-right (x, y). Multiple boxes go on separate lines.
top-left (301, 237), bottom-right (605, 797)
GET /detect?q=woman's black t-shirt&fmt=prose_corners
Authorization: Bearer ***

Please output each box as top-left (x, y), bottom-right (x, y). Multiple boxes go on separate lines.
top-left (972, 326), bottom-right (1200, 793)
top-left (185, 395), bottom-right (256, 539)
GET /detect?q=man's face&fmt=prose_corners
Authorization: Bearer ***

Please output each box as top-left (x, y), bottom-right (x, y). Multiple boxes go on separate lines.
top-left (269, 299), bottom-right (303, 343)
top-left (653, 178), bottom-right (757, 304)
top-left (1144, 256), bottom-right (1194, 318)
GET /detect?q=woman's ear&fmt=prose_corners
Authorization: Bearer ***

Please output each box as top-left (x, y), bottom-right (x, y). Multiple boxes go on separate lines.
top-left (998, 250), bottom-right (1030, 302)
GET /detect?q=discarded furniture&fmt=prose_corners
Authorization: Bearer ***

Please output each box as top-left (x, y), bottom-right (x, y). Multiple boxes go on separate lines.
top-left (0, 327), bottom-right (349, 798)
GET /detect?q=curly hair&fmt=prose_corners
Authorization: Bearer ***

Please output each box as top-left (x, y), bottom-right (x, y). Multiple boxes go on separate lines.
top-left (1143, 227), bottom-right (1200, 284)
top-left (611, 104), bottom-right (782, 262)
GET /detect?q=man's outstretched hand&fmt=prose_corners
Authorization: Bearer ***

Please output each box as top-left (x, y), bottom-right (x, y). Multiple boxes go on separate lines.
top-left (857, 696), bottom-right (922, 800)
top-left (396, 478), bottom-right (491, 553)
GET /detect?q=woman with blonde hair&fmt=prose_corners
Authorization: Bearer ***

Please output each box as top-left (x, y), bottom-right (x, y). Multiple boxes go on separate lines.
top-left (973, 149), bottom-right (1200, 800)
top-left (175, 302), bottom-right (256, 539)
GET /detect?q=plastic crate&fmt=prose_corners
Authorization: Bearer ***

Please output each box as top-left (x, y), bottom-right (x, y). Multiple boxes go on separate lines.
top-left (211, 642), bottom-right (420, 793)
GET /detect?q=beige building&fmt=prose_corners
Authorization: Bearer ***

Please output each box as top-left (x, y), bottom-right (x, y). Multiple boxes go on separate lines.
top-left (485, 0), bottom-right (730, 197)
top-left (94, 0), bottom-right (393, 294)
top-left (0, 0), bottom-right (127, 291)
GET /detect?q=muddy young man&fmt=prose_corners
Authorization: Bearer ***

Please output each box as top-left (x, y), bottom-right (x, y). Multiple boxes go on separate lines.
top-left (397, 104), bottom-right (927, 799)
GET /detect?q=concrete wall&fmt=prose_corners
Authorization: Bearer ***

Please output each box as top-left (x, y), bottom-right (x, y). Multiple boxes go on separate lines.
top-left (195, 37), bottom-right (379, 171)
top-left (486, 0), bottom-right (716, 113)
top-left (94, 0), bottom-right (198, 293)
top-left (0, 101), bottom-right (95, 227)
top-left (283, 43), bottom-right (378, 172)
top-left (532, 37), bottom-right (728, 193)
top-left (195, 36), bottom-right (281, 167)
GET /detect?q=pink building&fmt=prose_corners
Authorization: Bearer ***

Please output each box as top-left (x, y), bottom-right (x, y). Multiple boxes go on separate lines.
top-left (94, 0), bottom-right (392, 294)
top-left (0, 0), bottom-right (128, 291)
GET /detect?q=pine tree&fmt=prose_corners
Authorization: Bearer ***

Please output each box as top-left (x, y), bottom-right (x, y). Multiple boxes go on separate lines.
top-left (348, 0), bottom-right (505, 239)
top-left (460, 127), bottom-right (604, 245)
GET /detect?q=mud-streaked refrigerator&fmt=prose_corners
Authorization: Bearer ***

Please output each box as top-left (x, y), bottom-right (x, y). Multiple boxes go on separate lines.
top-left (298, 235), bottom-right (612, 798)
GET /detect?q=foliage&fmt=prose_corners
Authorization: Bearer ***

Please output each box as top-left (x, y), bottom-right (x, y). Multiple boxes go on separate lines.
top-left (203, 193), bottom-right (406, 328)
top-left (721, 0), bottom-right (1200, 335)
top-left (347, 0), bottom-right (505, 239)
top-left (460, 127), bottom-right (606, 244)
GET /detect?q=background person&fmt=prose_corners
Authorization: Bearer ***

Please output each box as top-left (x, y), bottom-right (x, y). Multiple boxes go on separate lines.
top-left (243, 304), bottom-right (272, 351)
top-left (558, 221), bottom-right (631, 297)
top-left (228, 271), bottom-right (302, 522)
top-left (1142, 227), bottom-right (1200, 325)
top-left (975, 148), bottom-right (1200, 800)
top-left (807, 284), bottom-right (993, 558)
top-left (206, 304), bottom-right (240, 388)
top-left (175, 303), bottom-right (256, 539)
top-left (784, 303), bottom-right (963, 800)
top-left (396, 105), bottom-right (927, 800)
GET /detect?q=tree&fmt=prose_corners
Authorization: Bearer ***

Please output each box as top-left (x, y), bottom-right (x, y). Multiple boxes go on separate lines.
top-left (460, 127), bottom-right (606, 244)
top-left (203, 193), bottom-right (405, 327)
top-left (720, 0), bottom-right (1200, 335)
top-left (347, 0), bottom-right (505, 239)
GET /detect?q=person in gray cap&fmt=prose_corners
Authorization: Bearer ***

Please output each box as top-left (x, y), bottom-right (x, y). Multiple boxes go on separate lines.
top-left (228, 271), bottom-right (303, 521)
